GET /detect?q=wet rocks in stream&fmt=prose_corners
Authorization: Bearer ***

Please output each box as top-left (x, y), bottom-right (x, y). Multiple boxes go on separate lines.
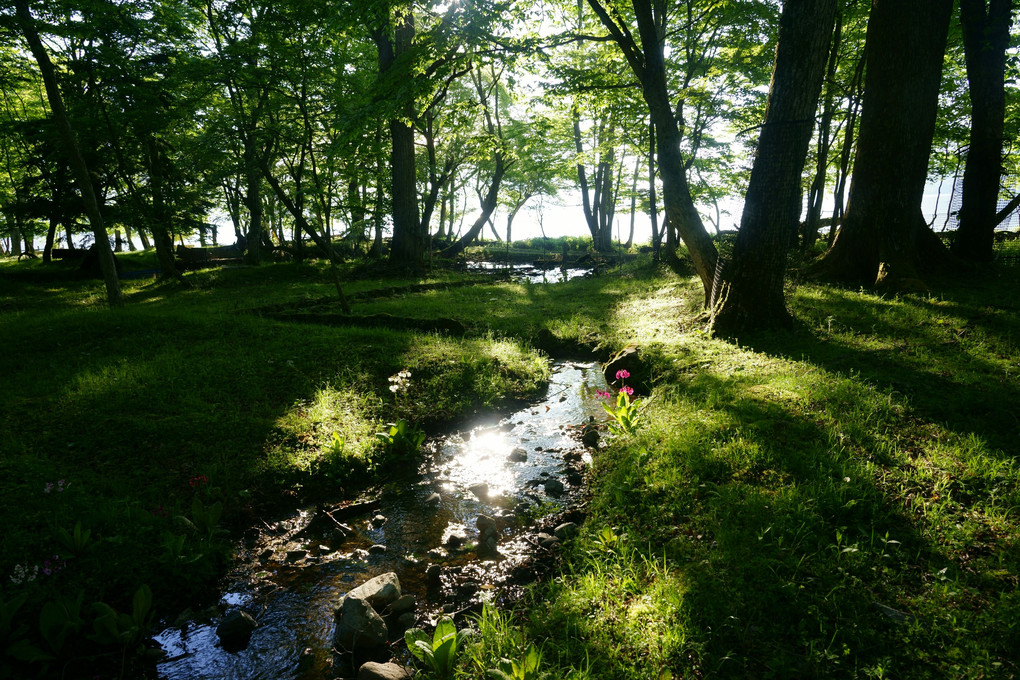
top-left (468, 482), bottom-right (489, 500)
top-left (215, 609), bottom-right (258, 652)
top-left (333, 572), bottom-right (414, 652)
top-left (357, 661), bottom-right (414, 679)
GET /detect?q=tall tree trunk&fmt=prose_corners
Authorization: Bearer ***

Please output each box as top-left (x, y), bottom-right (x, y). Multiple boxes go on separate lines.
top-left (441, 152), bottom-right (507, 258)
top-left (952, 0), bottom-right (1012, 262)
top-left (648, 120), bottom-right (661, 262)
top-left (573, 106), bottom-right (602, 248)
top-left (376, 12), bottom-right (423, 269)
top-left (711, 0), bottom-right (837, 335)
top-left (145, 137), bottom-right (184, 282)
top-left (811, 0), bottom-right (954, 288)
top-left (802, 9), bottom-right (843, 253)
top-left (123, 224), bottom-right (137, 251)
top-left (243, 138), bottom-right (263, 265)
top-left (10, 214), bottom-right (22, 256)
top-left (829, 54), bottom-right (865, 248)
top-left (43, 208), bottom-right (57, 263)
top-left (15, 0), bottom-right (121, 305)
top-left (626, 155), bottom-right (639, 249)
top-left (628, 0), bottom-right (718, 295)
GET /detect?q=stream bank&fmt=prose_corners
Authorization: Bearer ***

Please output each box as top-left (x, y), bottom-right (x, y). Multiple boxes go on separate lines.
top-left (155, 361), bottom-right (609, 680)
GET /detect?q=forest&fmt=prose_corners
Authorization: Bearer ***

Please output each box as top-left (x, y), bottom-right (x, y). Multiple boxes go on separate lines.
top-left (1, 1), bottom-right (1019, 679)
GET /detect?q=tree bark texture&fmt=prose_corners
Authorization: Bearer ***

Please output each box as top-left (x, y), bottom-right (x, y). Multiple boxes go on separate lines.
top-left (813, 0), bottom-right (954, 288)
top-left (15, 0), bottom-right (122, 306)
top-left (381, 12), bottom-right (424, 269)
top-left (632, 0), bottom-right (717, 295)
top-left (145, 137), bottom-right (185, 282)
top-left (586, 0), bottom-right (718, 297)
top-left (711, 0), bottom-right (837, 335)
top-left (952, 0), bottom-right (1013, 263)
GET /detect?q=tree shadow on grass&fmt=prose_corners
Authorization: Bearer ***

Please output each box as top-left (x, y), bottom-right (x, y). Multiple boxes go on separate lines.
top-left (540, 337), bottom-right (1016, 678)
top-left (745, 287), bottom-right (1020, 458)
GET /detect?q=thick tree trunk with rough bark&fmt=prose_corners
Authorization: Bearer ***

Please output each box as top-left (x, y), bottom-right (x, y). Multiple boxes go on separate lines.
top-left (144, 137), bottom-right (184, 283)
top-left (812, 0), bottom-right (953, 289)
top-left (15, 0), bottom-right (122, 306)
top-left (586, 0), bottom-right (718, 298)
top-left (711, 0), bottom-right (836, 335)
top-left (242, 137), bottom-right (264, 265)
top-left (952, 0), bottom-right (1012, 263)
top-left (377, 13), bottom-right (424, 269)
top-left (634, 2), bottom-right (717, 295)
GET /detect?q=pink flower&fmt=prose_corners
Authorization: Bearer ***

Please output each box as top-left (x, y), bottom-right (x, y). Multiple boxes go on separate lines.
top-left (189, 475), bottom-right (209, 488)
top-left (615, 369), bottom-right (630, 380)
top-left (596, 389), bottom-right (612, 399)
top-left (621, 385), bottom-right (634, 396)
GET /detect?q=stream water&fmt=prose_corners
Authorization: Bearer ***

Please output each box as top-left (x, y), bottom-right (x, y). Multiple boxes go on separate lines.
top-left (464, 260), bottom-right (594, 284)
top-left (155, 361), bottom-right (608, 680)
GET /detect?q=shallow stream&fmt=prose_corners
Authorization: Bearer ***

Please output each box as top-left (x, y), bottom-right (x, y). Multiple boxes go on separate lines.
top-left (155, 361), bottom-right (607, 680)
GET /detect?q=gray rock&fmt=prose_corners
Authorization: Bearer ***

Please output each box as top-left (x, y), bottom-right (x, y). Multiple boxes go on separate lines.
top-left (554, 522), bottom-right (579, 541)
top-left (468, 482), bottom-right (489, 500)
top-left (215, 609), bottom-right (257, 650)
top-left (344, 572), bottom-right (402, 611)
top-left (368, 544), bottom-right (387, 555)
top-left (286, 549), bottom-right (307, 563)
top-left (543, 479), bottom-right (565, 496)
top-left (536, 532), bottom-right (560, 550)
top-left (371, 514), bottom-right (387, 527)
top-left (446, 533), bottom-right (466, 549)
top-left (334, 595), bottom-right (388, 650)
top-left (477, 534), bottom-right (499, 558)
top-left (509, 448), bottom-right (528, 462)
top-left (425, 564), bottom-right (443, 589)
top-left (397, 612), bottom-right (416, 629)
top-left (872, 601), bottom-right (915, 624)
top-left (425, 492), bottom-right (442, 506)
top-left (476, 515), bottom-right (496, 532)
top-left (390, 594), bottom-right (416, 614)
top-left (357, 661), bottom-right (414, 679)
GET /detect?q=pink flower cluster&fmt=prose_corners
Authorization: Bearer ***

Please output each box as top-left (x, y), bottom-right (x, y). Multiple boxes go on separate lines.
top-left (188, 474), bottom-right (209, 488)
top-left (615, 369), bottom-right (631, 380)
top-left (44, 479), bottom-right (69, 494)
top-left (42, 555), bottom-right (66, 576)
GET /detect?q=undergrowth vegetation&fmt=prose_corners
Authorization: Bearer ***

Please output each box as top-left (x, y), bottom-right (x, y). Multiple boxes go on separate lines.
top-left (1, 252), bottom-right (1017, 678)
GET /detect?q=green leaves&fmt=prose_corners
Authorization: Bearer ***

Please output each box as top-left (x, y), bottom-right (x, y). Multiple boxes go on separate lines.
top-left (375, 418), bottom-right (427, 459)
top-left (53, 520), bottom-right (93, 557)
top-left (176, 497), bottom-right (226, 543)
top-left (405, 616), bottom-right (473, 678)
top-left (487, 644), bottom-right (549, 680)
top-left (87, 584), bottom-right (153, 650)
top-left (602, 389), bottom-right (646, 435)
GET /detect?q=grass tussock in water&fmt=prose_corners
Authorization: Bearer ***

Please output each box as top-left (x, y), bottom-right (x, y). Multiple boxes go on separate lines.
top-left (1, 252), bottom-right (1018, 679)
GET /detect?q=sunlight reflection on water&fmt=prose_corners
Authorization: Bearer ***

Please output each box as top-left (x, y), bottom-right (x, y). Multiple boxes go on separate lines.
top-left (156, 361), bottom-right (607, 680)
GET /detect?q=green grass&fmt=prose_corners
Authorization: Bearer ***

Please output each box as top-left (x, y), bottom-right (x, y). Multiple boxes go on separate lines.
top-left (519, 266), bottom-right (1020, 679)
top-left (2, 252), bottom-right (1018, 679)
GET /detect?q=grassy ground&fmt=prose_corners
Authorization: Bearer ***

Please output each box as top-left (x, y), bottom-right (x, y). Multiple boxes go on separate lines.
top-left (1, 251), bottom-right (1018, 679)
